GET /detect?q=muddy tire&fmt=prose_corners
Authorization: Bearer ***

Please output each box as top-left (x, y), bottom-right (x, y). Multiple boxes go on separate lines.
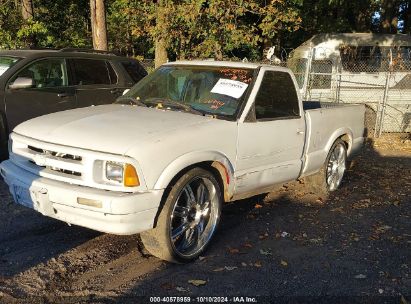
top-left (140, 167), bottom-right (222, 263)
top-left (304, 138), bottom-right (347, 197)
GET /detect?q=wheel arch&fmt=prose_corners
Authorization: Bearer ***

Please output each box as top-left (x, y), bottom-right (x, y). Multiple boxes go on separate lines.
top-left (324, 128), bottom-right (353, 157)
top-left (153, 151), bottom-right (235, 203)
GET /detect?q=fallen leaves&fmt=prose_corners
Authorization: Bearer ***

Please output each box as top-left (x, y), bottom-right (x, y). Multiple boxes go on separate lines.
top-left (213, 266), bottom-right (237, 272)
top-left (160, 282), bottom-right (175, 290)
top-left (188, 279), bottom-right (207, 286)
top-left (352, 199), bottom-right (371, 209)
top-left (280, 232), bottom-right (290, 238)
top-left (227, 247), bottom-right (239, 254)
top-left (354, 274), bottom-right (367, 279)
top-left (259, 249), bottom-right (272, 256)
top-left (176, 286), bottom-right (189, 292)
top-left (254, 261), bottom-right (262, 268)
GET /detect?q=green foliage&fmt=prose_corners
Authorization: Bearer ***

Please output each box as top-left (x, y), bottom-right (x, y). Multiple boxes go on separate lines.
top-left (17, 19), bottom-right (51, 46)
top-left (127, 0), bottom-right (302, 61)
top-left (0, 0), bottom-right (409, 59)
top-left (0, 1), bottom-right (23, 49)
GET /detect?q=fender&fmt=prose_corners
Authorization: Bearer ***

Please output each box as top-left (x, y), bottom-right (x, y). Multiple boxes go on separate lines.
top-left (324, 127), bottom-right (353, 156)
top-left (301, 127), bottom-right (353, 177)
top-left (153, 150), bottom-right (235, 199)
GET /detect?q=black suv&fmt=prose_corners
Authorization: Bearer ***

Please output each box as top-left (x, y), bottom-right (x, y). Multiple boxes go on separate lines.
top-left (0, 48), bottom-right (147, 158)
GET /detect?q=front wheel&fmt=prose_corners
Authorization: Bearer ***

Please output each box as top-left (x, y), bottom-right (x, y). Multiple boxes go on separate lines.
top-left (140, 167), bottom-right (222, 263)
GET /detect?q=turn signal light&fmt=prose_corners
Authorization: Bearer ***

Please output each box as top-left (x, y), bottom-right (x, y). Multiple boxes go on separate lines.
top-left (124, 164), bottom-right (140, 187)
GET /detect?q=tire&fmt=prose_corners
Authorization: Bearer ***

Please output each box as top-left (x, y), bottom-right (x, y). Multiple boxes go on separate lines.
top-left (140, 167), bottom-right (222, 263)
top-left (304, 138), bottom-right (347, 196)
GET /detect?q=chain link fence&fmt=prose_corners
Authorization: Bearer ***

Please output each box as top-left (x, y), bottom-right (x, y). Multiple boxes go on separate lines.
top-left (138, 46), bottom-right (411, 137)
top-left (285, 46), bottom-right (411, 137)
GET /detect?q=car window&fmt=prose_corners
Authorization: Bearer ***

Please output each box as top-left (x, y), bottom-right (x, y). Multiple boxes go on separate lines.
top-left (254, 71), bottom-right (300, 120)
top-left (121, 60), bottom-right (147, 83)
top-left (0, 56), bottom-right (21, 77)
top-left (11, 58), bottom-right (68, 88)
top-left (71, 59), bottom-right (116, 85)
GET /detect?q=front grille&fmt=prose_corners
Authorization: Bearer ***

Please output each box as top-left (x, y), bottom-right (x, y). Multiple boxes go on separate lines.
top-left (10, 133), bottom-right (141, 192)
top-left (28, 145), bottom-right (83, 161)
top-left (24, 145), bottom-right (83, 177)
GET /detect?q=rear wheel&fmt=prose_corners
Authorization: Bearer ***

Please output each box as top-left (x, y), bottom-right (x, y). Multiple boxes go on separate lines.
top-left (305, 138), bottom-right (347, 196)
top-left (140, 167), bottom-right (222, 263)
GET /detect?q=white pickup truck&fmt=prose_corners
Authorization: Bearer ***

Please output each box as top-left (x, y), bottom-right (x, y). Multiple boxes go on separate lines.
top-left (0, 61), bottom-right (364, 263)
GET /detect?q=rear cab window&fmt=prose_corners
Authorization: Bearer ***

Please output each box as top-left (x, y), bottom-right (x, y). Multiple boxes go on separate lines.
top-left (70, 59), bottom-right (117, 85)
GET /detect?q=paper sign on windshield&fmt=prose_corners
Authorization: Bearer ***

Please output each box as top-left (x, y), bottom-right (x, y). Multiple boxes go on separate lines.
top-left (211, 79), bottom-right (248, 99)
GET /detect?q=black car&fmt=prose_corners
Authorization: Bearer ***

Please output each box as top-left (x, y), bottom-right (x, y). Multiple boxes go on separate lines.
top-left (0, 48), bottom-right (147, 158)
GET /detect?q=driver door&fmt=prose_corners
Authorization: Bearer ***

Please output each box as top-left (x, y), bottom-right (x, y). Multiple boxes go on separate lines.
top-left (235, 69), bottom-right (306, 194)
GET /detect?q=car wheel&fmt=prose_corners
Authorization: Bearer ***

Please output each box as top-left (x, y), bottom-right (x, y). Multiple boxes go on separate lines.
top-left (305, 138), bottom-right (347, 196)
top-left (140, 167), bottom-right (222, 263)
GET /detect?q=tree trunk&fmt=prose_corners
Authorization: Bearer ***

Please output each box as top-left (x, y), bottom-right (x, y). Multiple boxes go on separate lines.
top-left (90, 0), bottom-right (108, 50)
top-left (155, 37), bottom-right (168, 68)
top-left (21, 0), bottom-right (33, 20)
top-left (154, 2), bottom-right (168, 68)
top-left (21, 0), bottom-right (35, 47)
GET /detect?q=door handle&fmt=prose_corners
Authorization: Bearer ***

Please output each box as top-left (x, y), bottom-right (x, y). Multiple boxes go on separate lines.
top-left (57, 92), bottom-right (74, 98)
top-left (110, 89), bottom-right (121, 94)
top-left (297, 130), bottom-right (305, 135)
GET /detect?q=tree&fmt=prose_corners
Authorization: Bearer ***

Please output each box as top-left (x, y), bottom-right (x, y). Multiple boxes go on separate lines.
top-left (154, 0), bottom-right (168, 68)
top-left (90, 0), bottom-right (107, 50)
top-left (21, 0), bottom-right (33, 20)
top-left (380, 0), bottom-right (401, 33)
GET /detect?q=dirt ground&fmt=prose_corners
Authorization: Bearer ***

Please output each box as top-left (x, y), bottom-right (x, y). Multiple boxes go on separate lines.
top-left (0, 134), bottom-right (410, 304)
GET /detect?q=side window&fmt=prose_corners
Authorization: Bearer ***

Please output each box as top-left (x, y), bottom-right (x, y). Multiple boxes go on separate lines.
top-left (254, 71), bottom-right (300, 120)
top-left (71, 59), bottom-right (116, 85)
top-left (121, 60), bottom-right (147, 83)
top-left (11, 58), bottom-right (68, 88)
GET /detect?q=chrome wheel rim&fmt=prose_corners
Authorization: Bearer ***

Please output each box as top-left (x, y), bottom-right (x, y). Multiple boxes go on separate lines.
top-left (170, 177), bottom-right (220, 258)
top-left (326, 143), bottom-right (346, 191)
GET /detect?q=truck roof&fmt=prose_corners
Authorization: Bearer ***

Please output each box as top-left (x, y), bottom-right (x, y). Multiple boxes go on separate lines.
top-left (165, 60), bottom-right (291, 72)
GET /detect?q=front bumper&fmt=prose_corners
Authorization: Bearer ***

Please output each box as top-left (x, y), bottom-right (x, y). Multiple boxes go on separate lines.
top-left (0, 160), bottom-right (163, 235)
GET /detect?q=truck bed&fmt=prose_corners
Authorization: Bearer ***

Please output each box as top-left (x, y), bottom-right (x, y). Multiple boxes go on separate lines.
top-left (301, 102), bottom-right (365, 177)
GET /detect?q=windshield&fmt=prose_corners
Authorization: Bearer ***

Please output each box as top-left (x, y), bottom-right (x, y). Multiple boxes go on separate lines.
top-left (116, 65), bottom-right (255, 118)
top-left (0, 56), bottom-right (21, 77)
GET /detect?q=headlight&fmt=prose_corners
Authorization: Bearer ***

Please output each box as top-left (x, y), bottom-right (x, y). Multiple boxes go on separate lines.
top-left (105, 161), bottom-right (140, 187)
top-left (106, 161), bottom-right (123, 183)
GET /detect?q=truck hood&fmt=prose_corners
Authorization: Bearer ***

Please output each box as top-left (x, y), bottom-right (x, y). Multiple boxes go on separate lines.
top-left (13, 104), bottom-right (215, 155)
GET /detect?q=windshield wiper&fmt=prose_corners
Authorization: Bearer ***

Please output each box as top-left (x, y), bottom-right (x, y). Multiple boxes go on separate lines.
top-left (144, 98), bottom-right (204, 116)
top-left (115, 97), bottom-right (147, 107)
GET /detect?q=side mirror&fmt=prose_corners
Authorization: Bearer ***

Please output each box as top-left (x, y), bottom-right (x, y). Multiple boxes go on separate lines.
top-left (8, 77), bottom-right (35, 90)
top-left (122, 89), bottom-right (130, 96)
